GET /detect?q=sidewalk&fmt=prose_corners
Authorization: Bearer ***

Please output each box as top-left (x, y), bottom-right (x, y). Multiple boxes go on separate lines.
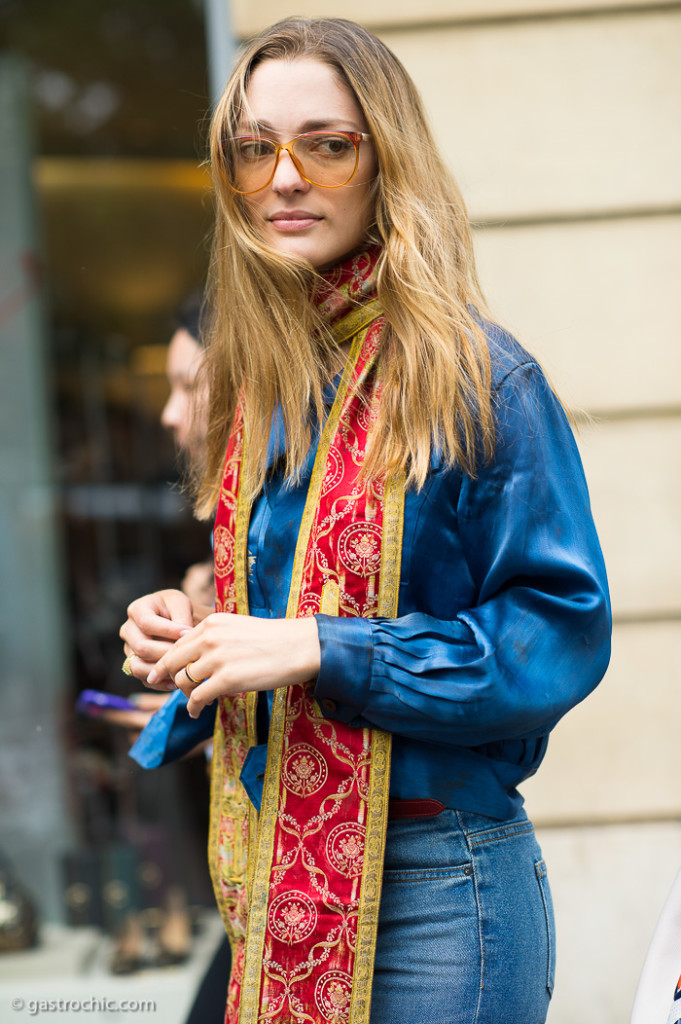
top-left (0, 912), bottom-right (226, 1023)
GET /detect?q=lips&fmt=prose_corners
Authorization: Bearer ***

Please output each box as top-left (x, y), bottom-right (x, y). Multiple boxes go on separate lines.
top-left (268, 210), bottom-right (322, 231)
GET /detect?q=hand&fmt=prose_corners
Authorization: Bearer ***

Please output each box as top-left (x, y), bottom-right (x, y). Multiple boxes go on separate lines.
top-left (120, 589), bottom-right (212, 688)
top-left (98, 693), bottom-right (170, 745)
top-left (100, 693), bottom-right (209, 758)
top-left (147, 613), bottom-right (321, 719)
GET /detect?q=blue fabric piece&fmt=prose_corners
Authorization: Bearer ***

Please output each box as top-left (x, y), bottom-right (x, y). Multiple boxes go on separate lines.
top-left (239, 744), bottom-right (269, 813)
top-left (241, 323), bottom-right (611, 819)
top-left (130, 687), bottom-right (216, 768)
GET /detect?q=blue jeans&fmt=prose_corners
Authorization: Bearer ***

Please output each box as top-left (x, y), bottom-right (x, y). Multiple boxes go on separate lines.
top-left (370, 808), bottom-right (555, 1023)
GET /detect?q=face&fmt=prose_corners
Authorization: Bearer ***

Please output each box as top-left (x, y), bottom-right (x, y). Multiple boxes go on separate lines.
top-left (160, 328), bottom-right (206, 451)
top-left (238, 58), bottom-right (377, 270)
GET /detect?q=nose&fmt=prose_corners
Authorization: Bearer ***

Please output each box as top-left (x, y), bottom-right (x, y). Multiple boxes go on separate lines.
top-left (161, 393), bottom-right (178, 429)
top-left (270, 149), bottom-right (310, 194)
top-left (161, 391), bottom-right (186, 444)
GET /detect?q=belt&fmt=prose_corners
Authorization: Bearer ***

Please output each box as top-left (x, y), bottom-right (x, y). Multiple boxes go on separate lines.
top-left (388, 798), bottom-right (445, 820)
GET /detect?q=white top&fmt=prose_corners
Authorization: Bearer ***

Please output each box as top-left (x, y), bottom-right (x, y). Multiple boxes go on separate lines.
top-left (631, 867), bottom-right (681, 1024)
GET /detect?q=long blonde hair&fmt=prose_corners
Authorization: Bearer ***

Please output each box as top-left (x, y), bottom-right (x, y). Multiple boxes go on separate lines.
top-left (195, 16), bottom-right (494, 518)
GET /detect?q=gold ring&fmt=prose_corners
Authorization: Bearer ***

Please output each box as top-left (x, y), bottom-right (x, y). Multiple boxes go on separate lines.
top-left (184, 662), bottom-right (200, 685)
top-left (122, 655), bottom-right (135, 676)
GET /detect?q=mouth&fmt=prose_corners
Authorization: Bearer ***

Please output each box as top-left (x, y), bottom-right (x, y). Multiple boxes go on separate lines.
top-left (268, 210), bottom-right (322, 232)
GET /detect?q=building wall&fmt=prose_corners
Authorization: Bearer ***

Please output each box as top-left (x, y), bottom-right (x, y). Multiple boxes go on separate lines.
top-left (230, 3), bottom-right (681, 1020)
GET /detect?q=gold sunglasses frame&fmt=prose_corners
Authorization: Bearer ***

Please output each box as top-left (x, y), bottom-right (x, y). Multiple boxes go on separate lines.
top-left (220, 130), bottom-right (372, 195)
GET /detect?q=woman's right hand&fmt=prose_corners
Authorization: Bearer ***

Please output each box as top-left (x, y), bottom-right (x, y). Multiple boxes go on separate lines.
top-left (120, 589), bottom-right (211, 689)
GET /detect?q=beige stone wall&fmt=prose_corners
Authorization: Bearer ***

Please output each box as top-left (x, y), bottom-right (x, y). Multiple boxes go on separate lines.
top-left (234, 0), bottom-right (681, 37)
top-left (475, 216), bottom-right (681, 412)
top-left (382, 11), bottom-right (681, 219)
top-left (229, 3), bottom-right (681, 1019)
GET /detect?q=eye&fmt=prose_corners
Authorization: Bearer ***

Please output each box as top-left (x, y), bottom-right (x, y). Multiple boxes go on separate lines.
top-left (234, 138), bottom-right (274, 161)
top-left (303, 133), bottom-right (355, 158)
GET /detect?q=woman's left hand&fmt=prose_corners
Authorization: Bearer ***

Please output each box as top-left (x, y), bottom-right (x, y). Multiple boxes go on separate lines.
top-left (147, 613), bottom-right (322, 719)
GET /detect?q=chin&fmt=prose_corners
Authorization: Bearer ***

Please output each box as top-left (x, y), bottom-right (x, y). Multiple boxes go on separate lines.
top-left (271, 241), bottom-right (330, 269)
top-left (261, 226), bottom-right (368, 270)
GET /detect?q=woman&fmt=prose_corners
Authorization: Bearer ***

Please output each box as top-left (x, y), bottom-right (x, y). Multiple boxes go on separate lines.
top-left (121, 17), bottom-right (611, 1024)
top-left (161, 292), bottom-right (208, 456)
top-left (160, 293), bottom-right (214, 607)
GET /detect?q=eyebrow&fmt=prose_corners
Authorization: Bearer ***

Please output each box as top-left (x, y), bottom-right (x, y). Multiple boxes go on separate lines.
top-left (239, 118), bottom-right (360, 135)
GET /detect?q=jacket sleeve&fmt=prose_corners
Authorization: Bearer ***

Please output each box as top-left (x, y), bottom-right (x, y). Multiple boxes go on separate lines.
top-left (313, 361), bottom-right (612, 748)
top-left (129, 688), bottom-right (216, 768)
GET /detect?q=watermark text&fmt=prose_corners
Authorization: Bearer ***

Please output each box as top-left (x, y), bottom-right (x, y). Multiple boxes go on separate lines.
top-left (10, 997), bottom-right (157, 1016)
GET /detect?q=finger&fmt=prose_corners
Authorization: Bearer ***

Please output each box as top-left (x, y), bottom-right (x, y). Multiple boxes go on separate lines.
top-left (130, 692), bottom-right (170, 712)
top-left (125, 591), bottom-right (194, 641)
top-left (128, 656), bottom-right (174, 688)
top-left (121, 652), bottom-right (152, 684)
top-left (147, 630), bottom-right (203, 687)
top-left (174, 658), bottom-right (209, 702)
top-left (99, 708), bottom-right (155, 730)
top-left (121, 615), bottom-right (188, 649)
top-left (121, 623), bottom-right (179, 668)
top-left (144, 671), bottom-right (177, 692)
top-left (122, 643), bottom-right (162, 671)
top-left (124, 651), bottom-right (175, 690)
top-left (186, 679), bottom-right (220, 719)
top-left (155, 590), bottom-right (195, 629)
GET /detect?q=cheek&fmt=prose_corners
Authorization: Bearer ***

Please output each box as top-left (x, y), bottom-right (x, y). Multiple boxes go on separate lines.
top-left (243, 195), bottom-right (266, 224)
top-left (339, 189), bottom-right (373, 240)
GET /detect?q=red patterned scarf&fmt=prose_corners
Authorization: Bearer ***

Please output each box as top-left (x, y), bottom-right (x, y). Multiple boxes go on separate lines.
top-left (209, 246), bottom-right (404, 1024)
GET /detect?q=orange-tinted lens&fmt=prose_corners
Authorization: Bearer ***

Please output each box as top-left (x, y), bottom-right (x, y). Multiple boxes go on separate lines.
top-left (290, 133), bottom-right (360, 189)
top-left (222, 132), bottom-right (361, 195)
top-left (223, 137), bottom-right (278, 195)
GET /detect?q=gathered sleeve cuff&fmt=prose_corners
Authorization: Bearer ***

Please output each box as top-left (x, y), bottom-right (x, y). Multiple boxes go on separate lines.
top-left (314, 613), bottom-right (373, 722)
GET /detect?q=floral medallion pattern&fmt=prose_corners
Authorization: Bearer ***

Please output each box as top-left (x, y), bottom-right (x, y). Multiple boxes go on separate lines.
top-left (211, 246), bottom-right (401, 1024)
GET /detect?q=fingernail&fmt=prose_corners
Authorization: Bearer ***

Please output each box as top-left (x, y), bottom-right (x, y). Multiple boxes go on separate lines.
top-left (179, 628), bottom-right (192, 636)
top-left (147, 670), bottom-right (157, 684)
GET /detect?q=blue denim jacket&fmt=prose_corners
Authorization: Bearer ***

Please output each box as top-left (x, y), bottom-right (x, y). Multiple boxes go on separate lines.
top-left (132, 322), bottom-right (611, 820)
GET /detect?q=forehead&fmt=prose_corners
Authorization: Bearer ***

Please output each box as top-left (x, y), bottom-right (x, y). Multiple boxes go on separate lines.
top-left (166, 329), bottom-right (203, 377)
top-left (242, 57), bottom-right (366, 132)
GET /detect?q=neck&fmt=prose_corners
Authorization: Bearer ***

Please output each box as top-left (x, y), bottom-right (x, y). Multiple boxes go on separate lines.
top-left (310, 245), bottom-right (382, 375)
top-left (313, 245), bottom-right (381, 324)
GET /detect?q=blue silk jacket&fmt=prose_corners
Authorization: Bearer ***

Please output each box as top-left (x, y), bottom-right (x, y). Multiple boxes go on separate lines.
top-left (132, 321), bottom-right (611, 821)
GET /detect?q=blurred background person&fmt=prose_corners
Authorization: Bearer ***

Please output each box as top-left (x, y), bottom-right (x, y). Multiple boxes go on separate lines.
top-left (162, 294), bottom-right (214, 610)
top-left (105, 294), bottom-right (231, 1020)
top-left (105, 291), bottom-right (213, 734)
top-left (77, 292), bottom-right (215, 975)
